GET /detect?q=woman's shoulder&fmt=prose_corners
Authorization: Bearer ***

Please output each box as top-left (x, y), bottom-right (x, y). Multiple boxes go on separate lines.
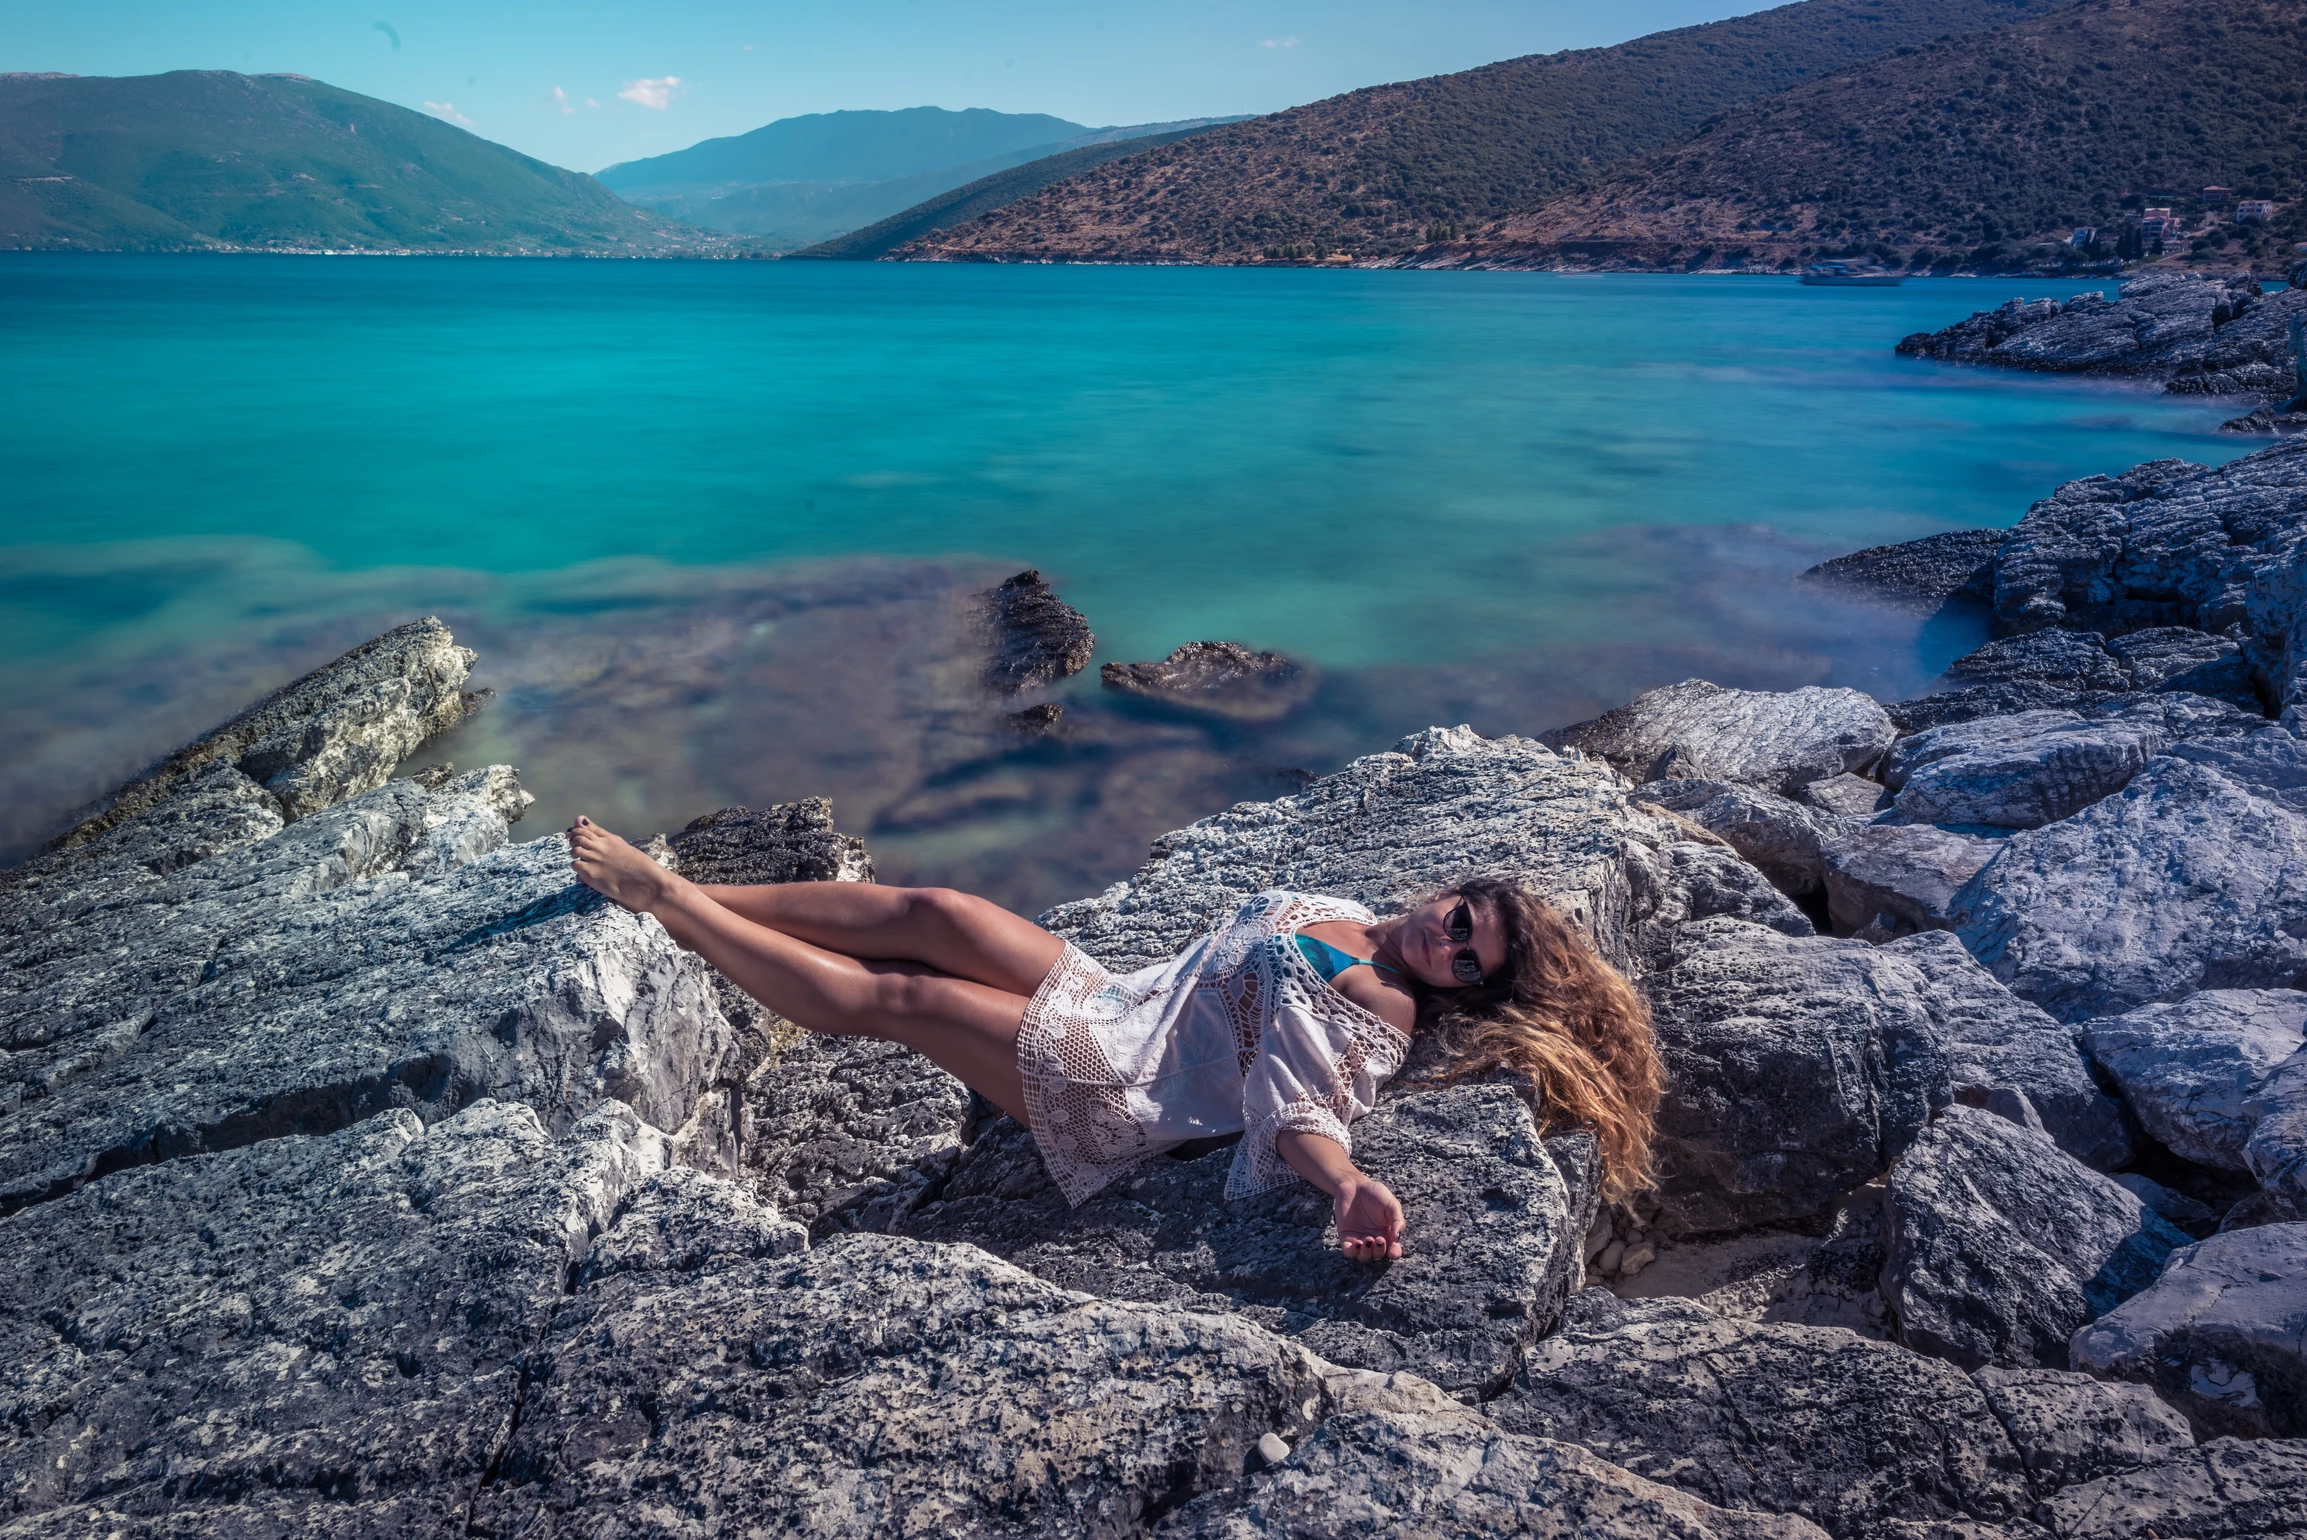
top-left (1324, 963), bottom-right (1418, 1036)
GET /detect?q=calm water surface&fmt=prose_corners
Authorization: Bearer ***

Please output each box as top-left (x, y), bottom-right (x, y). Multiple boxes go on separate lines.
top-left (0, 256), bottom-right (2260, 909)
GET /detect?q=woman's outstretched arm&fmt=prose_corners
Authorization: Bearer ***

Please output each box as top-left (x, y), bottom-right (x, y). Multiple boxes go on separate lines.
top-left (1276, 1130), bottom-right (1405, 1262)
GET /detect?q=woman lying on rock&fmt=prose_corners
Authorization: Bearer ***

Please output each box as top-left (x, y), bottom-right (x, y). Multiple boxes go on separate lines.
top-left (568, 817), bottom-right (1660, 1262)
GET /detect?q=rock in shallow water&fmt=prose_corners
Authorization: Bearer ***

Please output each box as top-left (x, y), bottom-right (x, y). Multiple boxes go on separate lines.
top-left (976, 568), bottom-right (1095, 694)
top-left (1797, 530), bottom-right (2001, 615)
top-left (1881, 1106), bottom-right (2188, 1372)
top-left (1100, 640), bottom-right (1315, 721)
top-left (1546, 680), bottom-right (1896, 797)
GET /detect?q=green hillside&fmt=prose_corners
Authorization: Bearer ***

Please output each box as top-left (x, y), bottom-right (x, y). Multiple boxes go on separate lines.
top-left (1466, 0), bottom-right (2307, 270)
top-left (890, 0), bottom-right (2080, 264)
top-left (0, 71), bottom-right (686, 253)
top-left (597, 107), bottom-right (1093, 191)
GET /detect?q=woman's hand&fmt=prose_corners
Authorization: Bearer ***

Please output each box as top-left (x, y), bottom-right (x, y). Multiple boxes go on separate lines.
top-left (1333, 1175), bottom-right (1405, 1263)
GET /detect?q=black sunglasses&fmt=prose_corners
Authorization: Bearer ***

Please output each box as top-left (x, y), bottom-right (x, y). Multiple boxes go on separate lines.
top-left (1445, 901), bottom-right (1488, 986)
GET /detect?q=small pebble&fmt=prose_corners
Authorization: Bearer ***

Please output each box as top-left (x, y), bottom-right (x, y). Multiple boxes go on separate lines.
top-left (1619, 1245), bottom-right (1656, 1278)
top-left (1597, 1239), bottom-right (1626, 1274)
top-left (1257, 1432), bottom-right (1292, 1464)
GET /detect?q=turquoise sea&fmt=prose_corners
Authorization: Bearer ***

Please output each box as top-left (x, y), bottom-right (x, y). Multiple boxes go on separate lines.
top-left (0, 256), bottom-right (2263, 910)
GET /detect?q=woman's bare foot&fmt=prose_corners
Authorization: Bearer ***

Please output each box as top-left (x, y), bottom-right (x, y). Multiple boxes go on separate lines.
top-left (568, 816), bottom-right (675, 914)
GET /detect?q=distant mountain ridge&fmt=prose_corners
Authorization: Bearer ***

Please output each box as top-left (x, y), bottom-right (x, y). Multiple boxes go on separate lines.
top-left (0, 70), bottom-right (684, 254)
top-left (1432, 0), bottom-right (2307, 273)
top-left (600, 107), bottom-right (1244, 250)
top-left (889, 0), bottom-right (2080, 265)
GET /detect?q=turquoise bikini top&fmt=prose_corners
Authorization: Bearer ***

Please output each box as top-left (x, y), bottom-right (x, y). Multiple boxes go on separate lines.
top-left (1294, 931), bottom-right (1401, 984)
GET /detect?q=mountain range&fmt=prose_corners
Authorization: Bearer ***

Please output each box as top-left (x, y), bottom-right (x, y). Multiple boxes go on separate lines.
top-left (0, 70), bottom-right (681, 254)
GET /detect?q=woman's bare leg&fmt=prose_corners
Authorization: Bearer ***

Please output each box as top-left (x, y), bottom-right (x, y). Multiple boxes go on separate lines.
top-left (693, 879), bottom-right (1064, 997)
top-left (568, 819), bottom-right (1037, 1120)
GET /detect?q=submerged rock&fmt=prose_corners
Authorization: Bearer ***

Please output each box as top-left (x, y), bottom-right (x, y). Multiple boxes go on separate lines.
top-left (2072, 1221), bottom-right (2307, 1440)
top-left (1797, 530), bottom-right (2002, 615)
top-left (976, 568), bottom-right (1095, 694)
top-left (1546, 680), bottom-right (1896, 798)
top-left (1881, 1106), bottom-right (2187, 1371)
top-left (1099, 640), bottom-right (1315, 720)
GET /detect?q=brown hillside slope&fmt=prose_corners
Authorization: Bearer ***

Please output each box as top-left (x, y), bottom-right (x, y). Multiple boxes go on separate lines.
top-left (890, 0), bottom-right (2078, 265)
top-left (1439, 0), bottom-right (2307, 272)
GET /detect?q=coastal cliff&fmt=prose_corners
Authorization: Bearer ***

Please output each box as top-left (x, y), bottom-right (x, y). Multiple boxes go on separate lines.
top-left (10, 475), bottom-right (2307, 1531)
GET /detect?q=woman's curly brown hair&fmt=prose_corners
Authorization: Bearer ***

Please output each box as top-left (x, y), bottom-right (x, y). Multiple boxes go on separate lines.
top-left (1412, 876), bottom-right (1663, 1203)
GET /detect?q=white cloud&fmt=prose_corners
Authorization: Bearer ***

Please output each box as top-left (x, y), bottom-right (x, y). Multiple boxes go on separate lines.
top-left (618, 75), bottom-right (684, 110)
top-left (743, 44), bottom-right (756, 52)
top-left (423, 100), bottom-right (473, 125)
top-left (585, 97), bottom-right (601, 108)
top-left (550, 85), bottom-right (576, 115)
top-left (1258, 36), bottom-right (1299, 49)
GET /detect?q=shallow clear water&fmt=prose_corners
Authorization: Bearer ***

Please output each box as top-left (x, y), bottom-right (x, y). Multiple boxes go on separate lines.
top-left (0, 255), bottom-right (2259, 910)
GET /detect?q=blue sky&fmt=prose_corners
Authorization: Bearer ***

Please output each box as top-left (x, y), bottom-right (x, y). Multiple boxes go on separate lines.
top-left (7, 2), bottom-right (1779, 172)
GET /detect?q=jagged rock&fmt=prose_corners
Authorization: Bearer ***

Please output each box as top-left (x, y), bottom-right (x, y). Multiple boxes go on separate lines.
top-left (742, 1032), bottom-right (974, 1228)
top-left (1822, 823), bottom-right (2004, 937)
top-left (2072, 1222), bottom-right (2307, 1439)
top-left (1640, 919), bottom-right (1951, 1234)
top-left (1972, 1367), bottom-right (2196, 1492)
top-left (1881, 1107), bottom-right (2187, 1370)
top-left (2080, 991), bottom-right (2307, 1170)
top-left (0, 1098), bottom-right (671, 1536)
top-left (472, 1225), bottom-right (1339, 1538)
top-left (1903, 632), bottom-right (2258, 720)
top-left (1493, 1291), bottom-right (2032, 1538)
top-left (1040, 726), bottom-right (1809, 982)
top-left (1798, 530), bottom-right (2002, 614)
top-left (2223, 404), bottom-right (2307, 435)
top-left (1952, 752), bottom-right (2307, 1021)
top-left (1882, 932), bottom-right (2135, 1172)
top-left (0, 769), bottom-right (740, 1213)
top-left (1888, 682), bottom-right (2122, 734)
top-left (1635, 779), bottom-right (1852, 897)
top-left (1803, 772), bottom-right (1889, 818)
top-left (17, 616), bottom-right (478, 860)
top-left (2041, 1438), bottom-right (2307, 1540)
top-left (1545, 681), bottom-right (1895, 797)
top-left (1160, 1407), bottom-right (1830, 1539)
top-left (976, 568), bottom-right (1095, 694)
top-left (2106, 627), bottom-right (2258, 705)
top-left (1941, 632), bottom-right (2132, 694)
top-left (1005, 701), bottom-right (1065, 733)
top-left (664, 798), bottom-right (874, 885)
top-left (1990, 435), bottom-right (2307, 651)
top-left (2163, 726), bottom-right (2307, 812)
top-left (1898, 275), bottom-right (2307, 390)
top-left (1891, 715), bottom-right (2168, 830)
top-left (892, 1089), bottom-right (1595, 1399)
top-left (2244, 1045), bottom-right (2307, 1213)
top-left (1099, 641), bottom-right (1315, 721)
top-left (1886, 712), bottom-right (2085, 790)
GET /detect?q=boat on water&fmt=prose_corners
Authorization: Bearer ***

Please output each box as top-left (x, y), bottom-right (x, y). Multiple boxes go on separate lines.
top-left (1800, 261), bottom-right (1905, 287)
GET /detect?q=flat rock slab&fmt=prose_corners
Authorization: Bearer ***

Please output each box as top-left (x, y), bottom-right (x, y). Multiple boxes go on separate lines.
top-left (1546, 680), bottom-right (1895, 797)
top-left (1972, 1367), bottom-right (2195, 1493)
top-left (1798, 530), bottom-right (2001, 615)
top-left (0, 1099), bottom-right (672, 1537)
top-left (1641, 918), bottom-right (1951, 1235)
top-left (1493, 1291), bottom-right (2032, 1538)
top-left (2082, 990), bottom-right (2307, 1170)
top-left (1160, 1407), bottom-right (1830, 1540)
top-left (2072, 1221), bottom-right (2307, 1440)
top-left (473, 1225), bottom-right (1336, 1538)
top-left (1882, 1107), bottom-right (2187, 1371)
top-left (1892, 716), bottom-right (2166, 831)
top-left (1952, 753), bottom-right (2307, 1021)
top-left (1823, 823), bottom-right (2005, 937)
top-left (1041, 725), bottom-right (1809, 982)
top-left (1941, 632), bottom-right (2132, 695)
top-left (0, 770), bottom-right (740, 1212)
top-left (2041, 1437), bottom-right (2307, 1540)
top-left (893, 1087), bottom-right (1595, 1399)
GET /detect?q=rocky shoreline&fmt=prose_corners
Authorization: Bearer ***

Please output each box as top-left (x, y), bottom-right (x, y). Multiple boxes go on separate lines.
top-left (9, 450), bottom-right (2307, 1533)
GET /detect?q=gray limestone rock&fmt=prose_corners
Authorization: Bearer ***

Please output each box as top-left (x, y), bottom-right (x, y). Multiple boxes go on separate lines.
top-left (16, 615), bottom-right (478, 862)
top-left (2081, 991), bottom-right (2307, 1170)
top-left (1160, 1407), bottom-right (1831, 1540)
top-left (1893, 717), bottom-right (2166, 831)
top-left (1952, 753), bottom-right (2307, 1021)
top-left (1635, 778), bottom-right (1852, 898)
top-left (2162, 726), bottom-right (2307, 814)
top-left (1798, 530), bottom-right (2002, 615)
top-left (1972, 1367), bottom-right (2195, 1493)
top-left (1546, 680), bottom-right (1896, 797)
top-left (977, 568), bottom-right (1095, 694)
top-left (893, 1088), bottom-right (1596, 1399)
top-left (1803, 772), bottom-right (1891, 818)
top-left (1885, 712), bottom-right (2086, 791)
top-left (2106, 627), bottom-right (2258, 706)
top-left (2111, 1172), bottom-right (2220, 1234)
top-left (1899, 275), bottom-right (2307, 390)
top-left (1493, 1291), bottom-right (2032, 1538)
top-left (2072, 1222), bottom-right (2307, 1440)
top-left (0, 1098), bottom-right (671, 1537)
top-left (742, 1032), bottom-right (975, 1228)
top-left (664, 797), bottom-right (874, 885)
top-left (1100, 641), bottom-right (1316, 722)
top-left (1941, 632), bottom-right (2132, 695)
top-left (1883, 932), bottom-right (2135, 1172)
top-left (1888, 683), bottom-right (2123, 735)
top-left (1823, 823), bottom-right (2004, 937)
top-left (473, 1226), bottom-right (1336, 1538)
top-left (1881, 1107), bottom-right (2188, 1371)
top-left (2041, 1438), bottom-right (2307, 1540)
top-left (0, 768), bottom-right (739, 1214)
top-left (2244, 1045), bottom-right (2307, 1213)
top-left (1641, 919), bottom-right (1952, 1235)
top-left (1041, 726), bottom-right (1809, 983)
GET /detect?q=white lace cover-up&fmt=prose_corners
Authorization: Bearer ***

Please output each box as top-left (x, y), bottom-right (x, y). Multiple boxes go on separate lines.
top-left (1016, 890), bottom-right (1412, 1207)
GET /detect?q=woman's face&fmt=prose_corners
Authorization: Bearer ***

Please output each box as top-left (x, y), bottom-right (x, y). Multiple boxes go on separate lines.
top-left (1395, 890), bottom-right (1510, 990)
